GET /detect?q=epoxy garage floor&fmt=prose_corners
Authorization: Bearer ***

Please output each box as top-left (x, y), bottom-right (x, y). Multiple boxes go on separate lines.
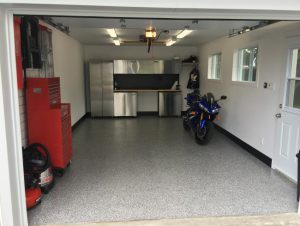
top-left (28, 118), bottom-right (297, 225)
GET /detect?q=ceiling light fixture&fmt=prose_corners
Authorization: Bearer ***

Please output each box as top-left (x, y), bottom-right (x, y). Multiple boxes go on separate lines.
top-left (166, 38), bottom-right (176, 46)
top-left (107, 28), bottom-right (117, 38)
top-left (177, 29), bottom-right (193, 39)
top-left (113, 38), bottom-right (121, 46)
top-left (145, 29), bottom-right (157, 38)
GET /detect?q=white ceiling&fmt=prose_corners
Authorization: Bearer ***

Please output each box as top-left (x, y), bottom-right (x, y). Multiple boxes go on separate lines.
top-left (50, 17), bottom-right (262, 46)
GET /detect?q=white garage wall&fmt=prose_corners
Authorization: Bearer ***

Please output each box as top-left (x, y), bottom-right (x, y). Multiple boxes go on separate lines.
top-left (51, 26), bottom-right (86, 125)
top-left (199, 21), bottom-right (300, 158)
top-left (84, 45), bottom-right (198, 112)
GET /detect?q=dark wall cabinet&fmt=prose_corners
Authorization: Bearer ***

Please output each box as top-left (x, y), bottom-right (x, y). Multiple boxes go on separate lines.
top-left (21, 16), bottom-right (41, 69)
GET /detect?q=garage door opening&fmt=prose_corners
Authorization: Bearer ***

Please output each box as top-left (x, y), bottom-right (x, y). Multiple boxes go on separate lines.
top-left (13, 15), bottom-right (299, 225)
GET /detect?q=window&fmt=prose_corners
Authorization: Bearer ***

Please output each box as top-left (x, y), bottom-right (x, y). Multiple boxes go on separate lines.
top-left (286, 49), bottom-right (300, 109)
top-left (208, 53), bottom-right (221, 80)
top-left (233, 47), bottom-right (258, 82)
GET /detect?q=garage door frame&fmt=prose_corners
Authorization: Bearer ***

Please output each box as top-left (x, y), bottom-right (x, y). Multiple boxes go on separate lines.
top-left (1, 3), bottom-right (300, 226)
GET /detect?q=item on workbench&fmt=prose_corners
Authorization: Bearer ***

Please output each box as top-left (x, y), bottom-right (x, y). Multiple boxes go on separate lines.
top-left (182, 55), bottom-right (198, 63)
top-left (187, 67), bottom-right (200, 90)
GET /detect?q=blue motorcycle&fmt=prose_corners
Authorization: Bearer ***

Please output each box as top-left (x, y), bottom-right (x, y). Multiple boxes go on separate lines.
top-left (183, 92), bottom-right (227, 145)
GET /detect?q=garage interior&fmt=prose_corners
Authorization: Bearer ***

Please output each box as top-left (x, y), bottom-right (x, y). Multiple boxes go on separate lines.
top-left (13, 16), bottom-right (300, 225)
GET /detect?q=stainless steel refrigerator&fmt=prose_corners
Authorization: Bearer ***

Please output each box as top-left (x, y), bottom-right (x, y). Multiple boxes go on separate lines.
top-left (89, 61), bottom-right (114, 117)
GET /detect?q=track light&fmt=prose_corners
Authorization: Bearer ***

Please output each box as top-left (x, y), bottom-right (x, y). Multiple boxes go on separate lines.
top-left (166, 38), bottom-right (176, 46)
top-left (228, 22), bottom-right (274, 38)
top-left (177, 29), bottom-right (192, 39)
top-left (107, 29), bottom-right (117, 38)
top-left (113, 38), bottom-right (121, 46)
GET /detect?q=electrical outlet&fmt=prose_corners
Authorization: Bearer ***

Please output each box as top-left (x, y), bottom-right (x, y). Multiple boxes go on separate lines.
top-left (267, 82), bottom-right (275, 90)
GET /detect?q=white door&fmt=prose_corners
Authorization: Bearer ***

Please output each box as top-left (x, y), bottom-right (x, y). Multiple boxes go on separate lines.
top-left (274, 48), bottom-right (300, 182)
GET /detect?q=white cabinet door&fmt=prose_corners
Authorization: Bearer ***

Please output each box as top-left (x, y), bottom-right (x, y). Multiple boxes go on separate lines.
top-left (125, 92), bottom-right (137, 116)
top-left (89, 62), bottom-right (102, 117)
top-left (114, 93), bottom-right (125, 116)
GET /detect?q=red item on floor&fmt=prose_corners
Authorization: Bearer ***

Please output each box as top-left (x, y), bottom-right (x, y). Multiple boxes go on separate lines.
top-left (26, 77), bottom-right (72, 171)
top-left (26, 188), bottom-right (42, 209)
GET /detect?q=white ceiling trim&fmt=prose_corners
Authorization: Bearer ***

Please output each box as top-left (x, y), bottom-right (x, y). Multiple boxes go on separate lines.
top-left (2, 4), bottom-right (300, 20)
top-left (1, 0), bottom-right (300, 11)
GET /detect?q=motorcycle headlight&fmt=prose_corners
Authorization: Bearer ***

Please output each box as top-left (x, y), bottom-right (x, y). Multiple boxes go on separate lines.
top-left (212, 108), bottom-right (219, 114)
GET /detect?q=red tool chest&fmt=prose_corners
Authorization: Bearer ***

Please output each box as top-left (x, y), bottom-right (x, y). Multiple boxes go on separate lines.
top-left (26, 77), bottom-right (72, 172)
top-left (14, 17), bottom-right (23, 89)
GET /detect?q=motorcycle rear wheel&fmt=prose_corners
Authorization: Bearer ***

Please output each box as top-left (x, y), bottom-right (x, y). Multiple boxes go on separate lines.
top-left (195, 121), bottom-right (214, 145)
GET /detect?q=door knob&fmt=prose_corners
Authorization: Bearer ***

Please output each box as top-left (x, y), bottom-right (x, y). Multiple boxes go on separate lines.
top-left (275, 113), bottom-right (281, 118)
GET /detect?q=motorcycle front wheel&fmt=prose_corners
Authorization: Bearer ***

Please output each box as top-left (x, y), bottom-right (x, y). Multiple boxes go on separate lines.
top-left (195, 121), bottom-right (214, 145)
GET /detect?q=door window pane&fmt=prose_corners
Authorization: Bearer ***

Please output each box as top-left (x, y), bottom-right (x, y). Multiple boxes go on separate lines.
top-left (286, 79), bottom-right (300, 109)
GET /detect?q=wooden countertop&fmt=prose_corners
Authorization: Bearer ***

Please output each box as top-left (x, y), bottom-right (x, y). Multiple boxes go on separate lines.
top-left (114, 89), bottom-right (182, 92)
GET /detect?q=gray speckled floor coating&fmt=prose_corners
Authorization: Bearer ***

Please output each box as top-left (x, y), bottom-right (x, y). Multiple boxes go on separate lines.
top-left (28, 117), bottom-right (297, 225)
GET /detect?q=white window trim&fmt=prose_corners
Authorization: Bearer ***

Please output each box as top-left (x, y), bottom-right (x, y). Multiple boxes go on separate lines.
top-left (232, 45), bottom-right (259, 87)
top-left (282, 105), bottom-right (300, 115)
top-left (231, 80), bottom-right (259, 88)
top-left (208, 78), bottom-right (223, 84)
